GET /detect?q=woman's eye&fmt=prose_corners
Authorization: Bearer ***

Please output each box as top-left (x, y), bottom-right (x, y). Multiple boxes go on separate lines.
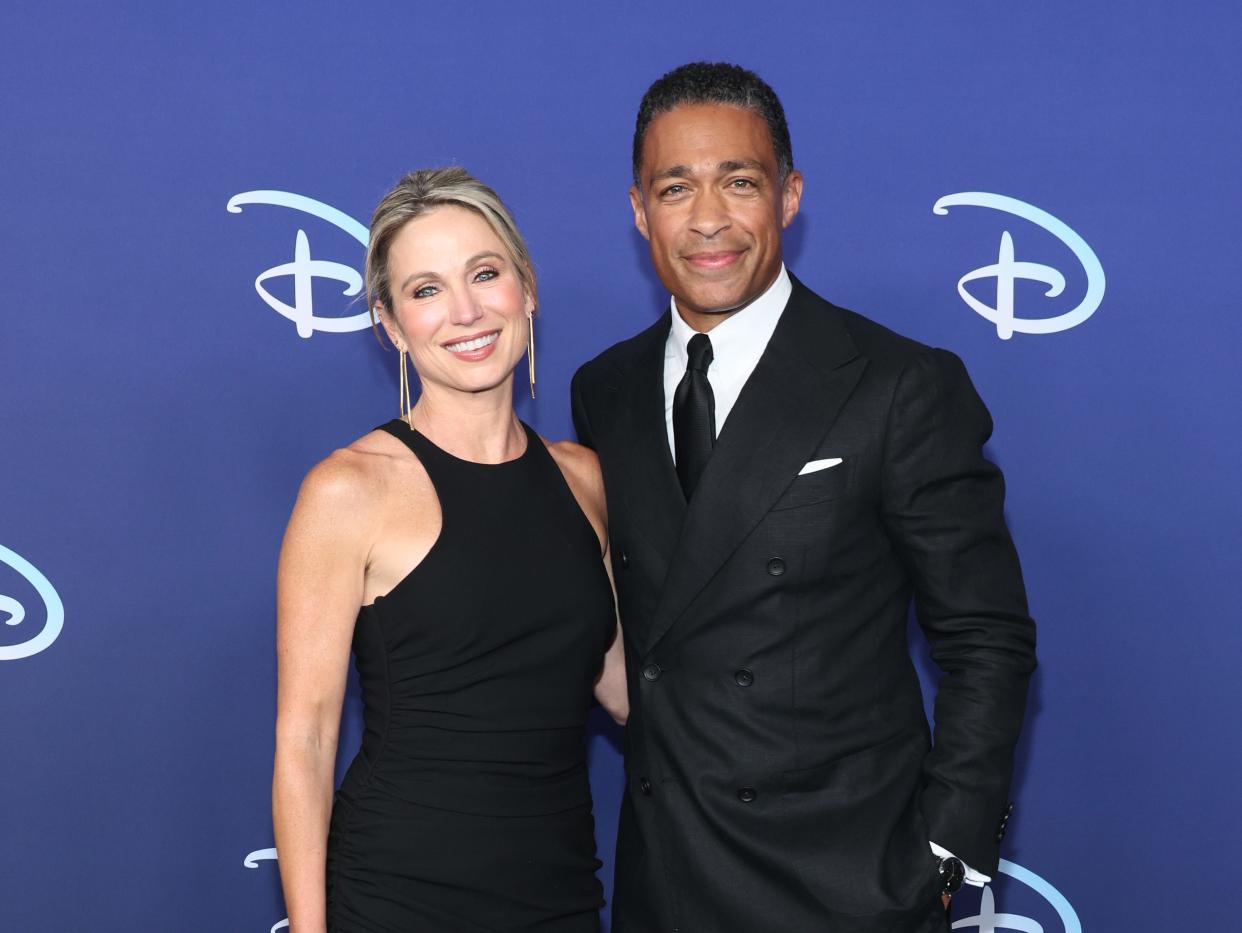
top-left (474, 266), bottom-right (500, 283)
top-left (413, 284), bottom-right (437, 299)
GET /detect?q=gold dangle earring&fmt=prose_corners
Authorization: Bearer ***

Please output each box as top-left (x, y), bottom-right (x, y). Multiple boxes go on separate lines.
top-left (526, 309), bottom-right (536, 400)
top-left (398, 346), bottom-right (413, 428)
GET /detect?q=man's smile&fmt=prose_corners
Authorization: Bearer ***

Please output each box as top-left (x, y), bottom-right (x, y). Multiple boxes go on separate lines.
top-left (682, 249), bottom-right (748, 271)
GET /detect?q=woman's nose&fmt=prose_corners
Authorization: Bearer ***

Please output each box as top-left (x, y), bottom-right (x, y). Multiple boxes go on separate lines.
top-left (447, 289), bottom-right (484, 326)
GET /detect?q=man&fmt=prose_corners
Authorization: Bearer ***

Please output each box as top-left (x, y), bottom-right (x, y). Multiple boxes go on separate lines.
top-left (572, 62), bottom-right (1036, 933)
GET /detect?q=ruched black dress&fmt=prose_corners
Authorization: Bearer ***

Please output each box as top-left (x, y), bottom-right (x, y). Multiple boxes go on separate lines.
top-left (326, 420), bottom-right (614, 932)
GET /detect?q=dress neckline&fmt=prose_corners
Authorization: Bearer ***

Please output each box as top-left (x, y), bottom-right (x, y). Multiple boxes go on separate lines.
top-left (392, 418), bottom-right (536, 467)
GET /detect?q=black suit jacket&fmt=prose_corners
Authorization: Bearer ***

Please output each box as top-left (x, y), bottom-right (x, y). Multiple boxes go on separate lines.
top-left (572, 278), bottom-right (1036, 933)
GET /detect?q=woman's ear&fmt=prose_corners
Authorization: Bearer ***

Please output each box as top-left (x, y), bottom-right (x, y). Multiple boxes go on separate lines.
top-left (377, 305), bottom-right (405, 351)
top-left (523, 267), bottom-right (538, 315)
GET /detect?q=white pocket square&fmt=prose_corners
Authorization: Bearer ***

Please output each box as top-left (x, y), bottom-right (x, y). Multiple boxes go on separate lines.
top-left (798, 457), bottom-right (843, 476)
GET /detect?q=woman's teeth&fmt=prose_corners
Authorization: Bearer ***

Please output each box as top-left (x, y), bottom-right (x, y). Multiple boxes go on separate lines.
top-left (445, 333), bottom-right (499, 352)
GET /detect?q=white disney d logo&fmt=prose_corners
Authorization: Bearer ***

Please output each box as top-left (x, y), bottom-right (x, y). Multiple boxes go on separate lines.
top-left (227, 191), bottom-right (371, 338)
top-left (952, 859), bottom-right (1081, 933)
top-left (933, 192), bottom-right (1105, 340)
top-left (243, 848), bottom-right (289, 932)
top-left (0, 544), bottom-right (64, 661)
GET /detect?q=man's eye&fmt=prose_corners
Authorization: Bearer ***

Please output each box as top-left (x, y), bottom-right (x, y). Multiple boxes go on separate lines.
top-left (730, 178), bottom-right (755, 189)
top-left (661, 184), bottom-right (686, 197)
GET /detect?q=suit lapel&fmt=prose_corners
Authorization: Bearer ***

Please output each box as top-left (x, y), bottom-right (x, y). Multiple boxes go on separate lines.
top-left (643, 281), bottom-right (867, 654)
top-left (612, 313), bottom-right (685, 589)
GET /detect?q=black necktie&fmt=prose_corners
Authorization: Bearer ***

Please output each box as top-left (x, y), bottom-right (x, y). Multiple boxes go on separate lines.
top-left (673, 332), bottom-right (716, 499)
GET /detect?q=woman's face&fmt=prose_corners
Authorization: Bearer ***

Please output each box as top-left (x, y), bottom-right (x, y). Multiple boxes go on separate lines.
top-left (383, 205), bottom-right (533, 397)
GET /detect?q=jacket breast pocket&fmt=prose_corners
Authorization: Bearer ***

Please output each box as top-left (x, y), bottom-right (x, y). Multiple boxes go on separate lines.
top-left (771, 459), bottom-right (851, 511)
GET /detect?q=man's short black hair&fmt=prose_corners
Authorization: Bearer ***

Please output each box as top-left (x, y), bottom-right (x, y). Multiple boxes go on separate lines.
top-left (632, 62), bottom-right (793, 188)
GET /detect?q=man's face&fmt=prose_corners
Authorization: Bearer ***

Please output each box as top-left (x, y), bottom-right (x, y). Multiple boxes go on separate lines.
top-left (630, 103), bottom-right (802, 329)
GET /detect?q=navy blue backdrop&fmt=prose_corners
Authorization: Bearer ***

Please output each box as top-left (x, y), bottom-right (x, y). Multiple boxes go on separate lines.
top-left (3, 3), bottom-right (1239, 930)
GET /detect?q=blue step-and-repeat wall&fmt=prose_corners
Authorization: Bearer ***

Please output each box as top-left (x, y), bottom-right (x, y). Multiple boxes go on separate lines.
top-left (3, 3), bottom-right (1239, 930)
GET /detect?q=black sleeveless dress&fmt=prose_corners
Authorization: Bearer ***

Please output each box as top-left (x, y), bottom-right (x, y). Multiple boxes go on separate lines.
top-left (326, 420), bottom-right (614, 932)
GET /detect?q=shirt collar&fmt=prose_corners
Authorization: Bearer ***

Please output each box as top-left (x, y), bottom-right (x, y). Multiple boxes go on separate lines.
top-left (667, 264), bottom-right (792, 365)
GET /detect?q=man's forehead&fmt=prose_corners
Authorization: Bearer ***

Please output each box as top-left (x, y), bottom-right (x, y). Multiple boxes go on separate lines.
top-left (642, 103), bottom-right (777, 177)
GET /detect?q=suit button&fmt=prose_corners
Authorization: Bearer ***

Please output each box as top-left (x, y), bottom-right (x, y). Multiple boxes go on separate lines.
top-left (766, 558), bottom-right (785, 576)
top-left (734, 668), bottom-right (754, 687)
top-left (620, 550), bottom-right (630, 569)
top-left (737, 786), bottom-right (757, 803)
top-left (639, 777), bottom-right (652, 796)
top-left (642, 663), bottom-right (662, 682)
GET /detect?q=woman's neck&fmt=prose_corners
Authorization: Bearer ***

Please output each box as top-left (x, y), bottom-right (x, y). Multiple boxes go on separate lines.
top-left (408, 381), bottom-right (525, 464)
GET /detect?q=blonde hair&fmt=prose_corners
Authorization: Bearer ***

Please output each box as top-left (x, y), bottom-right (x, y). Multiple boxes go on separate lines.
top-left (365, 167), bottom-right (536, 330)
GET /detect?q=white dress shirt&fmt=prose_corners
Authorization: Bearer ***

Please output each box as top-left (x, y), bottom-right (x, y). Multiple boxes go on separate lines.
top-left (663, 265), bottom-right (792, 456)
top-left (661, 263), bottom-right (990, 889)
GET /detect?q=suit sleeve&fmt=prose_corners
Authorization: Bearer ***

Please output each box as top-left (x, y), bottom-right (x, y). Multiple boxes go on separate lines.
top-left (880, 347), bottom-right (1037, 875)
top-left (570, 366), bottom-right (596, 451)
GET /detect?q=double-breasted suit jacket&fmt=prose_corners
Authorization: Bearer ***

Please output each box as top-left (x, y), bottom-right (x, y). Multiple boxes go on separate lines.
top-left (572, 277), bottom-right (1036, 933)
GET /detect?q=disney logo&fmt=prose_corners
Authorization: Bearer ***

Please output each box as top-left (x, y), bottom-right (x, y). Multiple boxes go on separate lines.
top-left (227, 191), bottom-right (372, 338)
top-left (243, 847), bottom-right (289, 932)
top-left (952, 859), bottom-right (1080, 933)
top-left (934, 192), bottom-right (1105, 340)
top-left (0, 544), bottom-right (64, 661)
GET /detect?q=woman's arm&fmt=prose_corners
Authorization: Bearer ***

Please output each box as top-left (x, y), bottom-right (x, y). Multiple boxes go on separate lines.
top-left (273, 454), bottom-right (373, 933)
top-left (548, 438), bottom-right (629, 726)
top-left (594, 535), bottom-right (628, 725)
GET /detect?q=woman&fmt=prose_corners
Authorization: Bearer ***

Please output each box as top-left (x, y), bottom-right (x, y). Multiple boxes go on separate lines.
top-left (273, 167), bottom-right (627, 933)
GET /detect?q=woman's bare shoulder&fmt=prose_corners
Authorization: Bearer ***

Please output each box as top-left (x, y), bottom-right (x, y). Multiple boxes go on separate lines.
top-left (295, 428), bottom-right (418, 521)
top-left (544, 439), bottom-right (603, 491)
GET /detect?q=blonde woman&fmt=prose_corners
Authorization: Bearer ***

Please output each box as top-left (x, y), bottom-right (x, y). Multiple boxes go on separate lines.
top-left (273, 168), bottom-right (626, 932)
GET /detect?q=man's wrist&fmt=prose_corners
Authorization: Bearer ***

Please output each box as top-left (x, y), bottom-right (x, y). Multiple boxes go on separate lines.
top-left (928, 840), bottom-right (991, 888)
top-left (934, 853), bottom-right (965, 895)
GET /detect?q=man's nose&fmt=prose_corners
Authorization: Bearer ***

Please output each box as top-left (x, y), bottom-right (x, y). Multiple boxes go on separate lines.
top-left (689, 188), bottom-right (731, 239)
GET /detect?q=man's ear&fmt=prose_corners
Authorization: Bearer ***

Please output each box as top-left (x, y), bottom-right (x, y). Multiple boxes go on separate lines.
top-left (780, 169), bottom-right (804, 229)
top-left (629, 185), bottom-right (650, 241)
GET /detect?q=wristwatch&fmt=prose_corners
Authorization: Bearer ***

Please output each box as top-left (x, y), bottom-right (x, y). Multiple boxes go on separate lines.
top-left (936, 854), bottom-right (965, 895)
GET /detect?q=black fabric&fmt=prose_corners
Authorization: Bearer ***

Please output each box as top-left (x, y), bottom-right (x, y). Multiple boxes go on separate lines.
top-left (571, 276), bottom-right (1035, 932)
top-left (672, 332), bottom-right (716, 499)
top-left (326, 420), bottom-right (613, 932)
